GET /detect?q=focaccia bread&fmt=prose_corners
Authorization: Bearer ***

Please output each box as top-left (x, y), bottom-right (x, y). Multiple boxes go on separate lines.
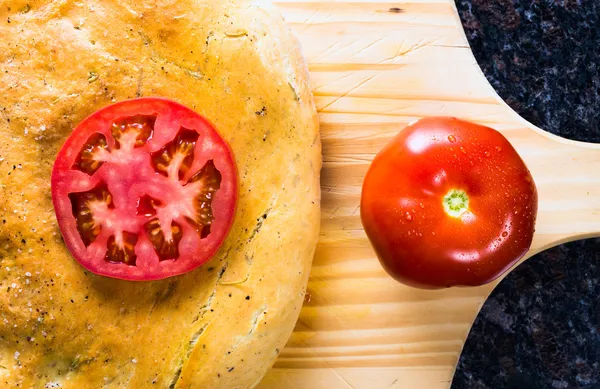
top-left (0, 0), bottom-right (320, 387)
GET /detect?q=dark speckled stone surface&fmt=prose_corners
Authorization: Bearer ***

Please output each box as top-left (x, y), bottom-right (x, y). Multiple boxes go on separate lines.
top-left (457, 0), bottom-right (600, 142)
top-left (452, 1), bottom-right (600, 388)
top-left (452, 240), bottom-right (600, 388)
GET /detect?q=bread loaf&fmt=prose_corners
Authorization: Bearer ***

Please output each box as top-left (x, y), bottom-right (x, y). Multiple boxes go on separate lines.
top-left (0, 0), bottom-right (320, 387)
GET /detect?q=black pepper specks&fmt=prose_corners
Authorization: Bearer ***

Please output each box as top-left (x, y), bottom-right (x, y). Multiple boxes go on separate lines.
top-left (247, 209), bottom-right (270, 243)
top-left (245, 296), bottom-right (250, 300)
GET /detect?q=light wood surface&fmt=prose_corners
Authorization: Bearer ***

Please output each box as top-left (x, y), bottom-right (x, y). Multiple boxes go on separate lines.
top-left (258, 0), bottom-right (600, 387)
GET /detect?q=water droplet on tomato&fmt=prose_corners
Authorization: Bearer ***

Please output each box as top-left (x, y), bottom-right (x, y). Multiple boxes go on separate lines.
top-left (419, 203), bottom-right (425, 208)
top-left (405, 212), bottom-right (413, 221)
top-left (484, 151), bottom-right (490, 157)
top-left (496, 146), bottom-right (502, 152)
top-left (448, 135), bottom-right (456, 143)
top-left (459, 146), bottom-right (466, 154)
top-left (501, 231), bottom-right (508, 238)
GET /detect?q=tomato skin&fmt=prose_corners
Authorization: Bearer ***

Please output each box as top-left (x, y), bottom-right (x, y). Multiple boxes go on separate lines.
top-left (51, 98), bottom-right (237, 281)
top-left (361, 117), bottom-right (538, 288)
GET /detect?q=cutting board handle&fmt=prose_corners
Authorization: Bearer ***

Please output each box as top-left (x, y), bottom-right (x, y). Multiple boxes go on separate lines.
top-left (519, 123), bottom-right (600, 255)
top-left (459, 6), bottom-right (600, 256)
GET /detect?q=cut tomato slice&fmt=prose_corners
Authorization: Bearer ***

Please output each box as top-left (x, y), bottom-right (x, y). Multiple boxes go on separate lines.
top-left (51, 97), bottom-right (237, 281)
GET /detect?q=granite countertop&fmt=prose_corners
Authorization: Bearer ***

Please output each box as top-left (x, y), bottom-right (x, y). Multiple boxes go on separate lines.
top-left (452, 1), bottom-right (600, 388)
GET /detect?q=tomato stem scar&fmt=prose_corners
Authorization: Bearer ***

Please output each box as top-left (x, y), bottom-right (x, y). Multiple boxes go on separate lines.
top-left (443, 189), bottom-right (469, 218)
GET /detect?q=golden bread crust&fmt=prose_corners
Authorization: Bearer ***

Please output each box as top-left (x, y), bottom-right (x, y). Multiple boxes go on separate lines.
top-left (0, 0), bottom-right (320, 387)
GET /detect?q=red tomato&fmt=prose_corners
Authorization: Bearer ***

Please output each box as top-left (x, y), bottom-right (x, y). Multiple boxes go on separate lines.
top-left (361, 117), bottom-right (538, 288)
top-left (51, 98), bottom-right (237, 281)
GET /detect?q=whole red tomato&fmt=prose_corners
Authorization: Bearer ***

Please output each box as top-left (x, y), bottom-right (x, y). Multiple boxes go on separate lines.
top-left (361, 117), bottom-right (538, 288)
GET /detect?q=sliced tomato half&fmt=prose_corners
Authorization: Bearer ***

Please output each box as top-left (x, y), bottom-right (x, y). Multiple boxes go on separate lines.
top-left (51, 98), bottom-right (237, 281)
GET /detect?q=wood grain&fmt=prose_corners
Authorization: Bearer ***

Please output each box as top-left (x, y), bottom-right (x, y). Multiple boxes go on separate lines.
top-left (258, 0), bottom-right (600, 387)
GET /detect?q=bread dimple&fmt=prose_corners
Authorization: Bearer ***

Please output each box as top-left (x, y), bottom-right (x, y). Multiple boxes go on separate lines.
top-left (0, 0), bottom-right (320, 387)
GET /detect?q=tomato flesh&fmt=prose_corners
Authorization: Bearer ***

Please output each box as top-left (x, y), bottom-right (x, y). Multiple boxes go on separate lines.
top-left (52, 98), bottom-right (237, 281)
top-left (361, 117), bottom-right (538, 288)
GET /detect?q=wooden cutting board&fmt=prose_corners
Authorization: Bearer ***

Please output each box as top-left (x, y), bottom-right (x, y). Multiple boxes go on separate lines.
top-left (257, 0), bottom-right (600, 388)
